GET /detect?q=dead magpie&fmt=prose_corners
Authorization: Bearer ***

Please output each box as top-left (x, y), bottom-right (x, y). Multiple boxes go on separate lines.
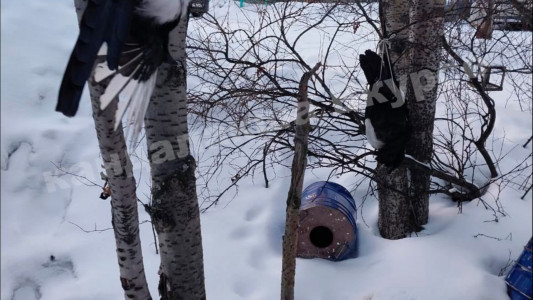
top-left (359, 49), bottom-right (410, 170)
top-left (56, 0), bottom-right (190, 140)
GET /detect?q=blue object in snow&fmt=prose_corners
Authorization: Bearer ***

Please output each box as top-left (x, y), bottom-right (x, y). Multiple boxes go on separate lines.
top-left (506, 237), bottom-right (532, 300)
top-left (296, 181), bottom-right (358, 261)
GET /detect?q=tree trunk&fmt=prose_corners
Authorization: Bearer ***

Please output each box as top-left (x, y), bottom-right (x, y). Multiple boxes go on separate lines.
top-left (376, 0), bottom-right (411, 239)
top-left (143, 15), bottom-right (206, 300)
top-left (73, 1), bottom-right (152, 299)
top-left (280, 63), bottom-right (320, 300)
top-left (406, 0), bottom-right (446, 228)
top-left (376, 0), bottom-right (446, 237)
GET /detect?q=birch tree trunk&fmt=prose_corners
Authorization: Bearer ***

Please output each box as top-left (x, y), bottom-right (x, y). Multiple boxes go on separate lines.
top-left (406, 0), bottom-right (446, 228)
top-left (280, 63), bottom-right (321, 300)
top-left (376, 0), bottom-right (446, 237)
top-left (74, 1), bottom-right (152, 299)
top-left (143, 15), bottom-right (206, 300)
top-left (376, 0), bottom-right (411, 239)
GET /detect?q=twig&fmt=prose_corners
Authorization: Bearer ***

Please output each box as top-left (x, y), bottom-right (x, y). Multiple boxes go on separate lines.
top-left (441, 36), bottom-right (498, 178)
top-left (68, 220), bottom-right (151, 234)
top-left (523, 135), bottom-right (532, 148)
top-left (68, 221), bottom-right (113, 233)
top-left (498, 250), bottom-right (514, 276)
top-left (151, 223), bottom-right (159, 254)
top-left (51, 161), bottom-right (102, 188)
top-left (521, 184), bottom-right (532, 200)
top-left (402, 155), bottom-right (482, 201)
top-left (474, 232), bottom-right (512, 241)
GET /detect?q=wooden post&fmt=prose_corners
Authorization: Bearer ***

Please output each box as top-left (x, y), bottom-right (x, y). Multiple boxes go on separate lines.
top-left (280, 62), bottom-right (321, 300)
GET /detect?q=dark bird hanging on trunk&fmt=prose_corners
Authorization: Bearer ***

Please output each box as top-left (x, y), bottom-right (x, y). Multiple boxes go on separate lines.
top-left (56, 0), bottom-right (190, 141)
top-left (359, 49), bottom-right (410, 170)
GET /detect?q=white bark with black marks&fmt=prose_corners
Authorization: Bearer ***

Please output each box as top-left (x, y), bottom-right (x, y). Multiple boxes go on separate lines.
top-left (73, 0), bottom-right (152, 299)
top-left (143, 15), bottom-right (206, 300)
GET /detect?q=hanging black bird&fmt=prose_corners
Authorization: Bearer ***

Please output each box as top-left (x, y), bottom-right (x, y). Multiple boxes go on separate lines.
top-left (56, 0), bottom-right (191, 140)
top-left (359, 49), bottom-right (410, 170)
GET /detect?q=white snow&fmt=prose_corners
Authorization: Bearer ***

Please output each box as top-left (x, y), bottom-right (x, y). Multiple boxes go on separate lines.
top-left (1, 1), bottom-right (531, 300)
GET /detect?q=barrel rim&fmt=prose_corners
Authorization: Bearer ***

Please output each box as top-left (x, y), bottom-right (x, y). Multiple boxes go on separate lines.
top-left (302, 181), bottom-right (357, 211)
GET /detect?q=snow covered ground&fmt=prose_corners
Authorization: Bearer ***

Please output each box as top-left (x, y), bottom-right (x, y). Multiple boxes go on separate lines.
top-left (1, 0), bottom-right (531, 299)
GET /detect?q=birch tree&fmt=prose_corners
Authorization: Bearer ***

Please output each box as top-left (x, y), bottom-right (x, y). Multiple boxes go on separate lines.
top-left (73, 0), bottom-right (152, 298)
top-left (405, 0), bottom-right (446, 229)
top-left (143, 15), bottom-right (207, 300)
top-left (375, 0), bottom-right (411, 239)
top-left (374, 0), bottom-right (446, 238)
top-left (72, 1), bottom-right (206, 298)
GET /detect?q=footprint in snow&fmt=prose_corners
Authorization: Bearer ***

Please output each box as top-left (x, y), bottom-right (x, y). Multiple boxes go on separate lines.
top-left (228, 226), bottom-right (252, 240)
top-left (244, 204), bottom-right (264, 222)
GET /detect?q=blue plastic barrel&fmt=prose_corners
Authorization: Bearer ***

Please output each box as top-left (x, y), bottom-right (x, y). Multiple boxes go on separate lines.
top-left (297, 181), bottom-right (357, 261)
top-left (506, 238), bottom-right (532, 300)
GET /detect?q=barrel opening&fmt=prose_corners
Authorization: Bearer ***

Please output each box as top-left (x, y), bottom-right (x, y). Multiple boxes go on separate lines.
top-left (310, 226), bottom-right (333, 248)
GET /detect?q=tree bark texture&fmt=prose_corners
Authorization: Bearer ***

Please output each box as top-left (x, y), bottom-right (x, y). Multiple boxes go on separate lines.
top-left (143, 15), bottom-right (206, 300)
top-left (376, 0), bottom-right (446, 237)
top-left (406, 0), bottom-right (446, 228)
top-left (280, 63), bottom-right (320, 300)
top-left (376, 0), bottom-right (411, 239)
top-left (74, 0), bottom-right (152, 299)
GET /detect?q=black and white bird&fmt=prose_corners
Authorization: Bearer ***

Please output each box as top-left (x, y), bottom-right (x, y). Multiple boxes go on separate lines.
top-left (359, 49), bottom-right (410, 170)
top-left (56, 0), bottom-right (190, 140)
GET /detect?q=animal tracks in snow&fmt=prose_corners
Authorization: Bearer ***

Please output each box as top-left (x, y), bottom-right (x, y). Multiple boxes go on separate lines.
top-left (244, 203), bottom-right (265, 222)
top-left (228, 226), bottom-right (252, 240)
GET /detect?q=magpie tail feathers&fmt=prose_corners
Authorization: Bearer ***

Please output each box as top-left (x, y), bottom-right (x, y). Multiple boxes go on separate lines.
top-left (57, 66), bottom-right (84, 117)
top-left (56, 0), bottom-right (134, 117)
top-left (123, 71), bottom-right (158, 147)
top-left (56, 1), bottom-right (113, 117)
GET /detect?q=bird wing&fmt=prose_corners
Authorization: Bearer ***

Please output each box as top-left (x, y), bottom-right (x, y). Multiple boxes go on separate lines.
top-left (360, 49), bottom-right (410, 169)
top-left (94, 36), bottom-right (164, 145)
top-left (94, 9), bottom-right (176, 145)
top-left (58, 0), bottom-right (182, 146)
